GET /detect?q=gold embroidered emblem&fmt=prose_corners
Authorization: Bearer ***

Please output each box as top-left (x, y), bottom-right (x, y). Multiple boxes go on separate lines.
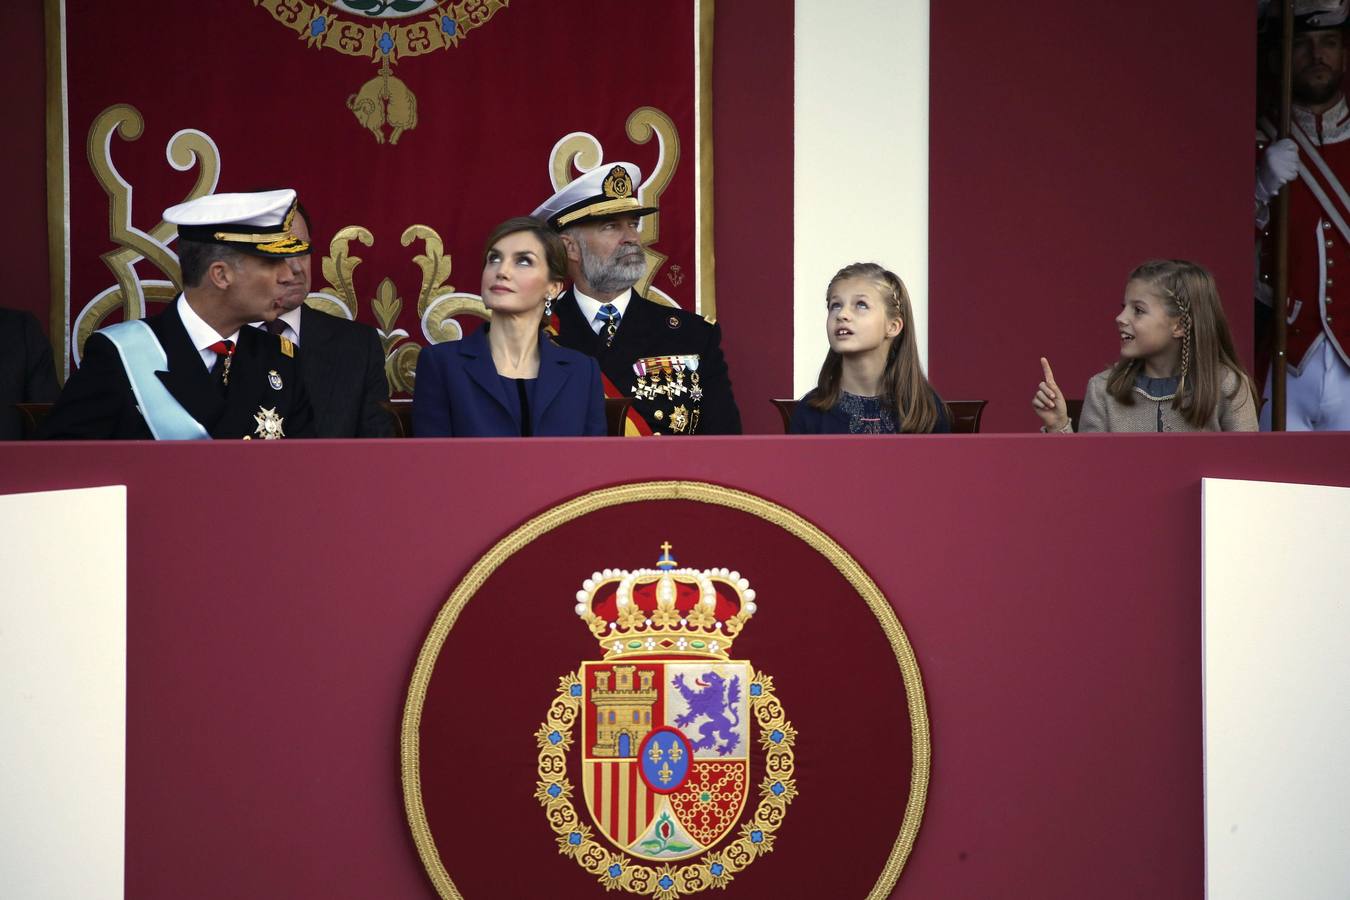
top-left (603, 165), bottom-right (635, 200)
top-left (257, 1), bottom-right (508, 145)
top-left (279, 337), bottom-right (294, 357)
top-left (253, 407), bottom-right (285, 439)
top-left (535, 544), bottom-right (797, 896)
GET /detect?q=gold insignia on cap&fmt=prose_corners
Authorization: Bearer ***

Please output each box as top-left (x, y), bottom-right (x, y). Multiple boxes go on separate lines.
top-left (279, 337), bottom-right (294, 357)
top-left (602, 165), bottom-right (633, 199)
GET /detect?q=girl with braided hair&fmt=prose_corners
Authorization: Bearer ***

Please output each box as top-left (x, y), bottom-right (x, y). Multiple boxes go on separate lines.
top-left (1033, 259), bottom-right (1259, 432)
top-left (791, 262), bottom-right (950, 434)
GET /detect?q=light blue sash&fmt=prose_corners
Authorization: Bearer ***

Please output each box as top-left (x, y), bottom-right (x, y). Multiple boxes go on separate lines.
top-left (99, 321), bottom-right (210, 440)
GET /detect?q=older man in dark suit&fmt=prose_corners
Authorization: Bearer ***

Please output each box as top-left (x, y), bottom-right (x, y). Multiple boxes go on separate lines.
top-left (533, 162), bottom-right (741, 435)
top-left (0, 307), bottom-right (59, 439)
top-left (258, 202), bottom-right (393, 437)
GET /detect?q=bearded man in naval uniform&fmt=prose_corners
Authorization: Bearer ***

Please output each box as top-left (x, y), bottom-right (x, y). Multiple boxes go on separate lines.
top-left (532, 162), bottom-right (741, 435)
top-left (43, 189), bottom-right (315, 439)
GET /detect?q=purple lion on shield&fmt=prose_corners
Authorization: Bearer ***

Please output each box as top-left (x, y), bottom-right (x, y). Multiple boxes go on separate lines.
top-left (670, 670), bottom-right (742, 756)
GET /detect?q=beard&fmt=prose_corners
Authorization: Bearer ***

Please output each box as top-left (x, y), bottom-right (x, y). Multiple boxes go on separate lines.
top-left (579, 240), bottom-right (646, 294)
top-left (1293, 66), bottom-right (1344, 107)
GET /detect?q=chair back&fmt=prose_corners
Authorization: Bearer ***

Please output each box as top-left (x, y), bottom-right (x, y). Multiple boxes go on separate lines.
top-left (1066, 399), bottom-right (1083, 432)
top-left (769, 399), bottom-right (798, 433)
top-left (16, 402), bottom-right (54, 440)
top-left (945, 400), bottom-right (987, 434)
top-left (603, 398), bottom-right (633, 437)
top-left (380, 399), bottom-right (413, 437)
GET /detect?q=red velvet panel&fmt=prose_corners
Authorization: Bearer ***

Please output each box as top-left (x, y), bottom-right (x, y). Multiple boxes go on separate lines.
top-left (0, 0), bottom-right (49, 327)
top-left (3, 433), bottom-right (1349, 898)
top-left (930, 2), bottom-right (1254, 432)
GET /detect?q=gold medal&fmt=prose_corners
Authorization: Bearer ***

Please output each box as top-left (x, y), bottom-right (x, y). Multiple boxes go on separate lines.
top-left (670, 404), bottom-right (689, 434)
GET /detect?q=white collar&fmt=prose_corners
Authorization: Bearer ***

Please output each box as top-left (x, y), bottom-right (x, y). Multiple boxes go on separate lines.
top-left (249, 305), bottom-right (303, 343)
top-left (572, 286), bottom-right (633, 325)
top-left (178, 294), bottom-right (240, 351)
top-left (1294, 95), bottom-right (1350, 144)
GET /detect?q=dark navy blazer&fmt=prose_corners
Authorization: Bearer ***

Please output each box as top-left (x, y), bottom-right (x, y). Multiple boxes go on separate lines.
top-left (412, 326), bottom-right (606, 437)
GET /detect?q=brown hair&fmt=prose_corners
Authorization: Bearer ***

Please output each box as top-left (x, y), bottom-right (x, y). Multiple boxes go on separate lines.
top-left (482, 216), bottom-right (569, 284)
top-left (808, 262), bottom-right (944, 433)
top-left (1105, 259), bottom-right (1258, 428)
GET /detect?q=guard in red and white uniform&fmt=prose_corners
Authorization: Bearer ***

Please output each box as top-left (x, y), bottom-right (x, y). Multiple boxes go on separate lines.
top-left (1257, 0), bottom-right (1350, 429)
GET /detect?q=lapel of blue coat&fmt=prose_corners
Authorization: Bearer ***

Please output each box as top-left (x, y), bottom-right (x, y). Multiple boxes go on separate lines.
top-left (532, 332), bottom-right (572, 427)
top-left (459, 327), bottom-right (514, 421)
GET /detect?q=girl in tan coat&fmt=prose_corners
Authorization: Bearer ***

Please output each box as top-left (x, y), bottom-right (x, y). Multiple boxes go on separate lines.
top-left (1033, 260), bottom-right (1259, 433)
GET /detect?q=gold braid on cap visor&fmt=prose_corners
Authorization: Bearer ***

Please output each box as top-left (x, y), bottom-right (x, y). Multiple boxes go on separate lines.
top-left (210, 228), bottom-right (310, 254)
top-left (555, 197), bottom-right (651, 227)
top-left (210, 201), bottom-right (309, 253)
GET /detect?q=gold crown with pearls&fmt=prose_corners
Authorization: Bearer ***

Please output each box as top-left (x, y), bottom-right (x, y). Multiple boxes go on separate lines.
top-left (574, 543), bottom-right (757, 660)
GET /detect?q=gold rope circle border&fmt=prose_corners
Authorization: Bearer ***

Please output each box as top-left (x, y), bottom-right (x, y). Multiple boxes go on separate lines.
top-left (400, 480), bottom-right (931, 900)
top-left (533, 667), bottom-right (796, 897)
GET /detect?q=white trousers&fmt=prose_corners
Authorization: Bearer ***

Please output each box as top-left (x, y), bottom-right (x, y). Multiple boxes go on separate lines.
top-left (1261, 338), bottom-right (1350, 430)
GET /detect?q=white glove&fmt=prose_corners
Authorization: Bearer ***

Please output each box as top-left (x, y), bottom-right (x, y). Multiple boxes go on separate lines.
top-left (1257, 138), bottom-right (1300, 204)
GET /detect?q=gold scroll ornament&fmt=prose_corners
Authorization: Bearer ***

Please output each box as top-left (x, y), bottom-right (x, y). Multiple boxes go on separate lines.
top-left (74, 104), bottom-right (218, 361)
top-left (255, 0), bottom-right (508, 145)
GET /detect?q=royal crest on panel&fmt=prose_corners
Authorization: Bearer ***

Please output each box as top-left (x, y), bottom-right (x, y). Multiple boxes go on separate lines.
top-left (535, 544), bottom-right (797, 897)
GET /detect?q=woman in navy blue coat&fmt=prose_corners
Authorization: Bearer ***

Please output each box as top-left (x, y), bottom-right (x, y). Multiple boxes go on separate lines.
top-left (414, 217), bottom-right (606, 437)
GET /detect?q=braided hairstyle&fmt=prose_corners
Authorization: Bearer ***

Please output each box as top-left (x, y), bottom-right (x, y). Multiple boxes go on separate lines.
top-left (1105, 259), bottom-right (1257, 428)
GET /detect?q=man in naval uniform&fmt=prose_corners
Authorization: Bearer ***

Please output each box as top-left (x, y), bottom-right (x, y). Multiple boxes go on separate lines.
top-left (43, 189), bottom-right (315, 440)
top-left (251, 200), bottom-right (393, 437)
top-left (532, 162), bottom-right (741, 435)
top-left (1256, 0), bottom-right (1350, 429)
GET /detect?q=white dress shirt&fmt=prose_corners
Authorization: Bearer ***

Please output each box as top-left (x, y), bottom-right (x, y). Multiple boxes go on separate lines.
top-left (249, 305), bottom-right (304, 345)
top-left (572, 287), bottom-right (633, 334)
top-left (177, 295), bottom-right (240, 371)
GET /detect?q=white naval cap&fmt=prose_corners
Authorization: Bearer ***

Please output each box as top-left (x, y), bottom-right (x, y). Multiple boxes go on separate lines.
top-left (531, 162), bottom-right (658, 230)
top-left (1293, 0), bottom-right (1348, 28)
top-left (164, 189), bottom-right (310, 258)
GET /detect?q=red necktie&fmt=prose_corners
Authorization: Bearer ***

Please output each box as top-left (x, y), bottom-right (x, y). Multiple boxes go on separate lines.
top-left (207, 339), bottom-right (235, 387)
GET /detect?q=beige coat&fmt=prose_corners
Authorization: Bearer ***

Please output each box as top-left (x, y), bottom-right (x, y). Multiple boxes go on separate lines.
top-left (1066, 367), bottom-right (1259, 433)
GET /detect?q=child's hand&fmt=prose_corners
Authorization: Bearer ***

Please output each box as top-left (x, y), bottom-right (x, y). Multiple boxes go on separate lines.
top-left (1032, 357), bottom-right (1070, 431)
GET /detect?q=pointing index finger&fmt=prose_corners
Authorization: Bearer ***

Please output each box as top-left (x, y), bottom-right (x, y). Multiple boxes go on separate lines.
top-left (1040, 357), bottom-right (1058, 387)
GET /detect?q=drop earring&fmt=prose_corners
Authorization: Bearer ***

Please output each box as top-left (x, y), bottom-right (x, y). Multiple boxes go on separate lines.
top-left (544, 293), bottom-right (555, 318)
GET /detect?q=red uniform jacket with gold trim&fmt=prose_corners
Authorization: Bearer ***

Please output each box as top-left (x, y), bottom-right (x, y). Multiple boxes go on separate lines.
top-left (1259, 98), bottom-right (1350, 374)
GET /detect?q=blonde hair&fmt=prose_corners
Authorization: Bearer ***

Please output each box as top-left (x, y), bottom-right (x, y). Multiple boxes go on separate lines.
top-left (808, 262), bottom-right (944, 433)
top-left (1106, 259), bottom-right (1258, 428)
